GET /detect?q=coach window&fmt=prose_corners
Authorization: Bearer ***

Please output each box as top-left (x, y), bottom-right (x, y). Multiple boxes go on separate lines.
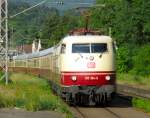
top-left (61, 44), bottom-right (66, 54)
top-left (91, 43), bottom-right (107, 53)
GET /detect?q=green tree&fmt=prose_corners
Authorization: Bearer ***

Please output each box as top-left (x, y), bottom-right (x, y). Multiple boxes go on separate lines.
top-left (116, 45), bottom-right (132, 73)
top-left (131, 44), bottom-right (150, 76)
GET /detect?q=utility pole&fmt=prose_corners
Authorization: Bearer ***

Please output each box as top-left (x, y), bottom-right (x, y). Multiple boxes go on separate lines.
top-left (0, 0), bottom-right (8, 85)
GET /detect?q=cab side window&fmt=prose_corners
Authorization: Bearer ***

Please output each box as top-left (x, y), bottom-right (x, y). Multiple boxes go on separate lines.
top-left (61, 44), bottom-right (66, 54)
top-left (113, 41), bottom-right (117, 53)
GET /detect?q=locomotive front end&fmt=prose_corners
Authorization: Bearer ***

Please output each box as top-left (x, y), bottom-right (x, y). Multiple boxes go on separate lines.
top-left (60, 36), bottom-right (116, 105)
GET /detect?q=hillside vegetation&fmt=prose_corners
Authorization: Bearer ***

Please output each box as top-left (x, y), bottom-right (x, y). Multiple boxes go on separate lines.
top-left (9, 1), bottom-right (58, 46)
top-left (90, 0), bottom-right (150, 76)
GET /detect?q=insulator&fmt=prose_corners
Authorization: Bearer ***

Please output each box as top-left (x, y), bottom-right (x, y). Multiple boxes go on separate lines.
top-left (57, 1), bottom-right (64, 5)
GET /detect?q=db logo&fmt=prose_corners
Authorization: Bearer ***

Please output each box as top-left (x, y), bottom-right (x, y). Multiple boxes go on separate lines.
top-left (87, 62), bottom-right (96, 68)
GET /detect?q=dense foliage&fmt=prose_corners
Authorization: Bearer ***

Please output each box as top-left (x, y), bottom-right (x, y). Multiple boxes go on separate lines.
top-left (40, 12), bottom-right (80, 47)
top-left (133, 98), bottom-right (150, 112)
top-left (91, 0), bottom-right (150, 45)
top-left (131, 44), bottom-right (150, 76)
top-left (90, 0), bottom-right (150, 76)
top-left (9, 1), bottom-right (57, 46)
top-left (9, 1), bottom-right (81, 48)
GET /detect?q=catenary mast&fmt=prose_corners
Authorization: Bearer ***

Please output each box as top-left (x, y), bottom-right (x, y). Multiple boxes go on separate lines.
top-left (0, 0), bottom-right (8, 85)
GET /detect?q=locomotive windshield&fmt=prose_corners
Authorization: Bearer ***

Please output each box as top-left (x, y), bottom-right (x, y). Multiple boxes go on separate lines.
top-left (72, 44), bottom-right (90, 53)
top-left (72, 43), bottom-right (107, 53)
top-left (91, 43), bottom-right (107, 53)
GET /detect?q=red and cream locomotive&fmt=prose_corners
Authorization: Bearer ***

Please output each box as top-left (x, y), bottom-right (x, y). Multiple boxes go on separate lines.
top-left (9, 29), bottom-right (116, 105)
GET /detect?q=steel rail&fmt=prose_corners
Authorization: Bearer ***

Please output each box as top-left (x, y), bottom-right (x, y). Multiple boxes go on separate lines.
top-left (104, 108), bottom-right (121, 118)
top-left (71, 106), bottom-right (122, 118)
top-left (117, 84), bottom-right (150, 100)
top-left (71, 106), bottom-right (87, 118)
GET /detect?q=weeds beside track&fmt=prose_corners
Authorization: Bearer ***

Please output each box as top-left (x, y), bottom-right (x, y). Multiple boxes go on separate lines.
top-left (0, 73), bottom-right (73, 118)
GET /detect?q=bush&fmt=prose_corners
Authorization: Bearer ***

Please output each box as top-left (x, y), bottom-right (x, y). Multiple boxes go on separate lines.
top-left (131, 44), bottom-right (150, 76)
top-left (117, 45), bottom-right (132, 73)
top-left (132, 98), bottom-right (150, 112)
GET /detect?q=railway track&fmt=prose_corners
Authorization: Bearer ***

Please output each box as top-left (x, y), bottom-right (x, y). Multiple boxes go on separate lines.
top-left (117, 84), bottom-right (150, 100)
top-left (70, 94), bottom-right (149, 118)
top-left (71, 106), bottom-right (121, 118)
top-left (70, 94), bottom-right (127, 118)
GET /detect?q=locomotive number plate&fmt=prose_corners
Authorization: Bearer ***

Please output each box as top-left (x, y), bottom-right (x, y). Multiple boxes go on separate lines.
top-left (85, 76), bottom-right (98, 80)
top-left (87, 62), bottom-right (96, 68)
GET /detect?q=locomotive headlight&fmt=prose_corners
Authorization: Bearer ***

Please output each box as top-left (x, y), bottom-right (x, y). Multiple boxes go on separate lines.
top-left (105, 75), bottom-right (111, 81)
top-left (72, 76), bottom-right (77, 81)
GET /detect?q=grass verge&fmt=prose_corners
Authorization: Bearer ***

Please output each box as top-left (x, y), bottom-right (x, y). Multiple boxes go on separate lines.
top-left (118, 73), bottom-right (150, 114)
top-left (0, 71), bottom-right (3, 78)
top-left (0, 73), bottom-right (73, 118)
top-left (117, 73), bottom-right (150, 90)
top-left (132, 98), bottom-right (150, 113)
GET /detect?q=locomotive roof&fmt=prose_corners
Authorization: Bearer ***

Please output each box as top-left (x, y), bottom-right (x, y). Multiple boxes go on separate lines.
top-left (62, 35), bottom-right (113, 43)
top-left (14, 35), bottom-right (113, 60)
top-left (13, 47), bottom-right (54, 60)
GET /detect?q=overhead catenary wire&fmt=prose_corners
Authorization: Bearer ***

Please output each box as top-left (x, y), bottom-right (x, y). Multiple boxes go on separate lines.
top-left (9, 0), bottom-right (47, 19)
top-left (9, 0), bottom-right (103, 19)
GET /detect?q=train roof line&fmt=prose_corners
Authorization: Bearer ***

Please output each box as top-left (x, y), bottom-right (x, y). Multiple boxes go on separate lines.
top-left (13, 47), bottom-right (54, 60)
top-left (69, 28), bottom-right (105, 36)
